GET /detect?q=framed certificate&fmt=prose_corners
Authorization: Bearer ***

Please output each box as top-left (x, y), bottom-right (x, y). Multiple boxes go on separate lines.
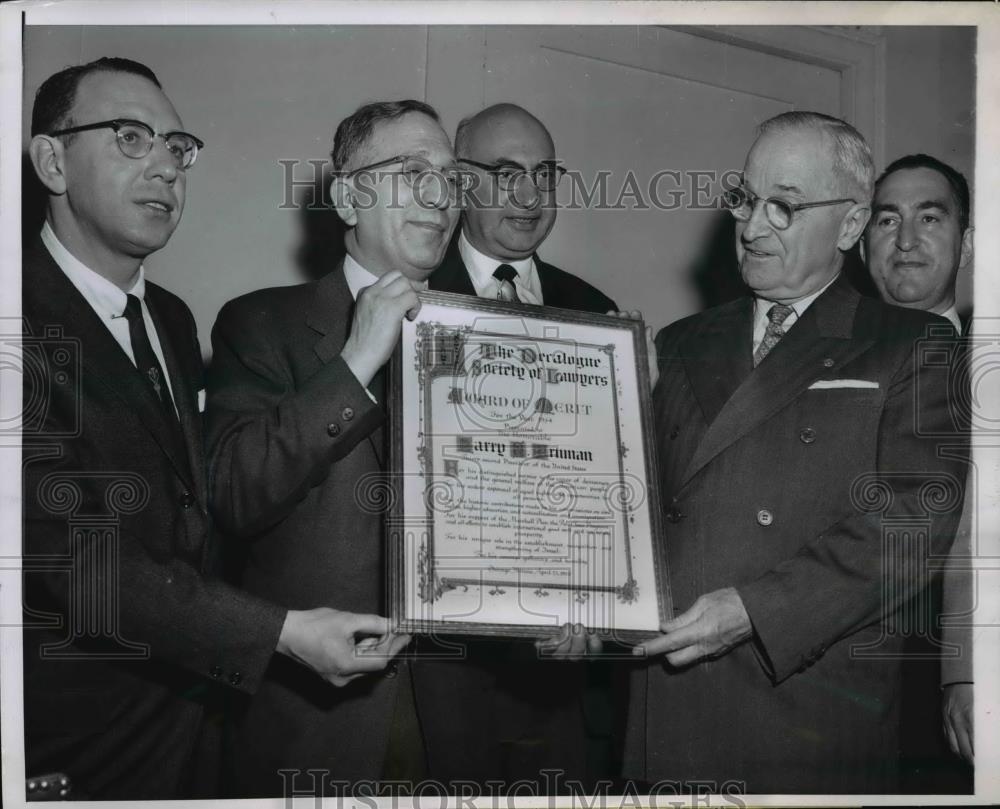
top-left (388, 291), bottom-right (670, 641)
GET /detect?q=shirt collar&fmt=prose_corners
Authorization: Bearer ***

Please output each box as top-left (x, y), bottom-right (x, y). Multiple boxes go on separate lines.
top-left (458, 229), bottom-right (534, 289)
top-left (753, 273), bottom-right (838, 330)
top-left (342, 253), bottom-right (382, 301)
top-left (939, 305), bottom-right (962, 334)
top-left (342, 252), bottom-right (428, 301)
top-left (41, 221), bottom-right (145, 319)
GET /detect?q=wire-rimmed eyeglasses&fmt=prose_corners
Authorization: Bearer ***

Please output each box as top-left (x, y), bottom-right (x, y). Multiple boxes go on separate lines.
top-left (48, 118), bottom-right (204, 170)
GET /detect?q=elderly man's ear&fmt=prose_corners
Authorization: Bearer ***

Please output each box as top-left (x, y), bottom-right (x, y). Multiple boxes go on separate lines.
top-left (837, 203), bottom-right (871, 252)
top-left (29, 134), bottom-right (68, 195)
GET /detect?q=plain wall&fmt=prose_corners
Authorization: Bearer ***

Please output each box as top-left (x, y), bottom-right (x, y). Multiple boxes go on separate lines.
top-left (21, 25), bottom-right (977, 354)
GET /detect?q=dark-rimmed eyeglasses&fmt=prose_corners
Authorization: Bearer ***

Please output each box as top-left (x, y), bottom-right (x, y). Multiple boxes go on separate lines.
top-left (48, 119), bottom-right (204, 170)
top-left (723, 184), bottom-right (855, 230)
top-left (459, 158), bottom-right (566, 193)
top-left (346, 154), bottom-right (474, 197)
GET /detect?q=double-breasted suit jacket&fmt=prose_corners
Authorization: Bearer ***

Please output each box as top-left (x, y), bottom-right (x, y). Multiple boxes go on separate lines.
top-left (22, 240), bottom-right (284, 799)
top-left (624, 275), bottom-right (966, 794)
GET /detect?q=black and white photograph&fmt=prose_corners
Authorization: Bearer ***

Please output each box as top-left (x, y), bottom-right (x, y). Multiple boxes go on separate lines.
top-left (1, 2), bottom-right (998, 806)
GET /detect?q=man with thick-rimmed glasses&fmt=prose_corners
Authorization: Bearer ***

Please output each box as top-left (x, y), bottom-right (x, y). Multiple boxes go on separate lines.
top-left (430, 103), bottom-right (616, 313)
top-left (623, 111), bottom-right (966, 793)
top-left (424, 102), bottom-right (617, 789)
top-left (22, 57), bottom-right (406, 800)
top-left (205, 99), bottom-right (462, 796)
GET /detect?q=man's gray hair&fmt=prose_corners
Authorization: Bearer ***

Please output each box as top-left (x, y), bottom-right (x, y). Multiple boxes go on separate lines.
top-left (331, 99), bottom-right (440, 172)
top-left (757, 111), bottom-right (875, 203)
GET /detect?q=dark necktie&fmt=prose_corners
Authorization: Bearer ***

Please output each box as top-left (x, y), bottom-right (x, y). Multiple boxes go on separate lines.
top-left (122, 294), bottom-right (178, 420)
top-left (493, 264), bottom-right (520, 303)
top-left (753, 303), bottom-right (795, 367)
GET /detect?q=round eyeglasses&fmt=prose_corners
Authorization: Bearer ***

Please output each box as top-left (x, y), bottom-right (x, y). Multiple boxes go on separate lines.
top-left (458, 159), bottom-right (567, 194)
top-left (48, 118), bottom-right (203, 170)
top-left (723, 184), bottom-right (855, 230)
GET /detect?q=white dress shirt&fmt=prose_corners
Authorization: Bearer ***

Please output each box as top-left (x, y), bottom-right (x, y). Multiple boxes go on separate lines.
top-left (457, 229), bottom-right (543, 305)
top-left (41, 221), bottom-right (178, 410)
top-left (751, 274), bottom-right (838, 356)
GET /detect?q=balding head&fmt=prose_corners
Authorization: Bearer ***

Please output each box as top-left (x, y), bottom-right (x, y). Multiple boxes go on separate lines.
top-left (455, 103), bottom-right (554, 160)
top-left (455, 103), bottom-right (558, 261)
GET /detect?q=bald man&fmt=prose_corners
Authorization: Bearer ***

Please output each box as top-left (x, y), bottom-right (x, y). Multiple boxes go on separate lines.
top-left (429, 102), bottom-right (616, 313)
top-left (420, 104), bottom-right (616, 791)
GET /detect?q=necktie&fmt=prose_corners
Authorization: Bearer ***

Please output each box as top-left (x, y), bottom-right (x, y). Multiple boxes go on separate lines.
top-left (122, 294), bottom-right (178, 420)
top-left (493, 264), bottom-right (520, 303)
top-left (753, 303), bottom-right (795, 367)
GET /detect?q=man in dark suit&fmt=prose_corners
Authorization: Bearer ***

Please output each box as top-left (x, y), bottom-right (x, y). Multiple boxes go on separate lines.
top-left (429, 103), bottom-right (616, 313)
top-left (624, 112), bottom-right (966, 794)
top-left (421, 102), bottom-right (617, 789)
top-left (21, 58), bottom-right (406, 800)
top-left (205, 100), bottom-right (464, 796)
top-left (862, 154), bottom-right (976, 776)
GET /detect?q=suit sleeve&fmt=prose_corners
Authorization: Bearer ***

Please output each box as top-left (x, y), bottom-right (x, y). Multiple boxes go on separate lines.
top-left (737, 332), bottom-right (967, 683)
top-left (21, 311), bottom-right (285, 696)
top-left (206, 296), bottom-right (382, 537)
top-left (941, 469), bottom-right (975, 686)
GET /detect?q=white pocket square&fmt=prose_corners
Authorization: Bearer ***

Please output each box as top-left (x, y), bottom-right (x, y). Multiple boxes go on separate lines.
top-left (808, 379), bottom-right (879, 390)
top-left (197, 388), bottom-right (207, 412)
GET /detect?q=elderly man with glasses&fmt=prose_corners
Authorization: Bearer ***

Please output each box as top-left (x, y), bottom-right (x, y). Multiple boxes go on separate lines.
top-left (420, 102), bottom-right (618, 790)
top-left (622, 111), bottom-right (966, 794)
top-left (204, 99), bottom-right (465, 796)
top-left (22, 57), bottom-right (405, 801)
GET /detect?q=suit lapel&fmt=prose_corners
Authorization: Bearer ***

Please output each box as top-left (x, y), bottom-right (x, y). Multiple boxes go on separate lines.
top-left (680, 276), bottom-right (875, 488)
top-left (305, 261), bottom-right (387, 465)
top-left (145, 288), bottom-right (203, 497)
top-left (427, 237), bottom-right (477, 297)
top-left (25, 241), bottom-right (196, 488)
top-left (682, 296), bottom-right (755, 426)
top-left (306, 259), bottom-right (355, 362)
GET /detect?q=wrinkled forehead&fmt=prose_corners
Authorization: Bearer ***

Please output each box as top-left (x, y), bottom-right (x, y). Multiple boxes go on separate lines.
top-left (744, 126), bottom-right (839, 197)
top-left (361, 112), bottom-right (454, 167)
top-left (73, 70), bottom-right (183, 130)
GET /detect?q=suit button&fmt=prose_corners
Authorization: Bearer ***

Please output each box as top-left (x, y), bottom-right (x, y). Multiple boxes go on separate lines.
top-left (385, 662), bottom-right (399, 679)
top-left (756, 509), bottom-right (774, 526)
top-left (209, 665), bottom-right (222, 679)
top-left (179, 491), bottom-right (195, 508)
top-left (799, 427), bottom-right (817, 444)
top-left (342, 407), bottom-right (355, 421)
top-left (666, 507), bottom-right (684, 524)
top-left (229, 671), bottom-right (243, 686)
top-left (669, 426), bottom-right (680, 440)
top-left (823, 358), bottom-right (835, 368)
top-left (327, 422), bottom-right (341, 437)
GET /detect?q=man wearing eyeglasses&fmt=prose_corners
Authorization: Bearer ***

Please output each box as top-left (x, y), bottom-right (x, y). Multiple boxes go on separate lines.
top-left (623, 112), bottom-right (965, 793)
top-left (419, 102), bottom-right (617, 789)
top-left (22, 58), bottom-right (409, 800)
top-left (430, 103), bottom-right (616, 314)
top-left (204, 99), bottom-right (463, 796)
